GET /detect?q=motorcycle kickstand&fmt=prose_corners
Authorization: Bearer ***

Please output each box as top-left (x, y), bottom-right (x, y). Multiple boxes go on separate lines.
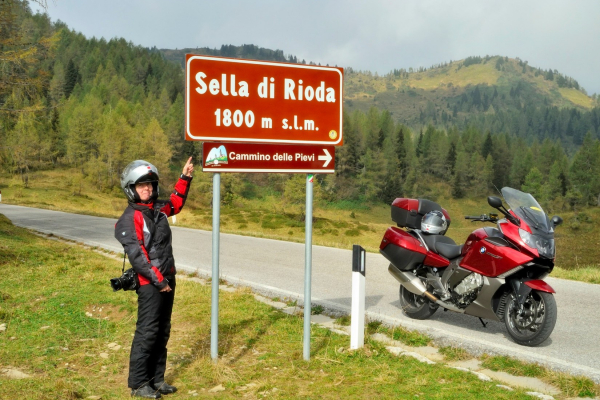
top-left (478, 318), bottom-right (488, 328)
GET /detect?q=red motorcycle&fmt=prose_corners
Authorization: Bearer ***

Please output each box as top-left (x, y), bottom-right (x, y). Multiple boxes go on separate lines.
top-left (380, 187), bottom-right (563, 346)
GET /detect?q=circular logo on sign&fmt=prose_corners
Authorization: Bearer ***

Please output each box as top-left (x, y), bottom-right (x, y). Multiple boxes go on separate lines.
top-left (480, 246), bottom-right (486, 254)
top-left (329, 130), bottom-right (338, 139)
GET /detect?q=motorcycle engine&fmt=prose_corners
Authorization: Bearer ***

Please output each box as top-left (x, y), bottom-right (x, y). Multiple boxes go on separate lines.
top-left (451, 273), bottom-right (484, 308)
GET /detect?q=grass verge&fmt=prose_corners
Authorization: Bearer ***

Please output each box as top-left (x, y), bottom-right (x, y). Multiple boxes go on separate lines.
top-left (481, 355), bottom-right (600, 398)
top-left (0, 213), bottom-right (535, 399)
top-left (552, 266), bottom-right (600, 285)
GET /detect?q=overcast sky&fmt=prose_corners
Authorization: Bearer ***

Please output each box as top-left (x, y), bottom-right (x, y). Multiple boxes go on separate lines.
top-left (42, 0), bottom-right (600, 95)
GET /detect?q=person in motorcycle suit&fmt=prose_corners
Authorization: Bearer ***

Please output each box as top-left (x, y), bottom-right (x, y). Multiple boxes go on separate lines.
top-left (115, 157), bottom-right (194, 399)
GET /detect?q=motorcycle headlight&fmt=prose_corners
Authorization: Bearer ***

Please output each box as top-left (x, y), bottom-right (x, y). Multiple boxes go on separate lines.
top-left (519, 229), bottom-right (555, 258)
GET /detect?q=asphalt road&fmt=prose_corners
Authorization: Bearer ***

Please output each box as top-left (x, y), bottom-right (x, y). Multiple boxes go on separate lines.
top-left (1, 203), bottom-right (599, 382)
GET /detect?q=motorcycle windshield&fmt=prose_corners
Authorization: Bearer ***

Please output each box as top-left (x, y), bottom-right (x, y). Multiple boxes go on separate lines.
top-left (501, 187), bottom-right (550, 232)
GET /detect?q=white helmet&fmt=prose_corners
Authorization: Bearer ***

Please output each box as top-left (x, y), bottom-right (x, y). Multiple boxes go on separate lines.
top-left (120, 160), bottom-right (159, 202)
top-left (421, 210), bottom-right (447, 235)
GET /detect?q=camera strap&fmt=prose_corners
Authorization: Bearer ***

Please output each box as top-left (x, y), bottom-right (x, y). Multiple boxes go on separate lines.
top-left (122, 252), bottom-right (126, 273)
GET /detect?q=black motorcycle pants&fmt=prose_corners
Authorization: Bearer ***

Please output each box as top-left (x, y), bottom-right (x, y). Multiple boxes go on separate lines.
top-left (128, 278), bottom-right (176, 389)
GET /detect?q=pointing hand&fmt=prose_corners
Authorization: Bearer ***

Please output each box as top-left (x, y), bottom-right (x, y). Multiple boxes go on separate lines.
top-left (182, 157), bottom-right (194, 177)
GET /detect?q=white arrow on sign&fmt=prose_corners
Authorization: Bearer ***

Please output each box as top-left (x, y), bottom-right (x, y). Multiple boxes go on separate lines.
top-left (318, 149), bottom-right (332, 167)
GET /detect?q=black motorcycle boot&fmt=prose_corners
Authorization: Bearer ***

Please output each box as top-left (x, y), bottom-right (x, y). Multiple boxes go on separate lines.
top-left (131, 384), bottom-right (161, 399)
top-left (154, 381), bottom-right (178, 394)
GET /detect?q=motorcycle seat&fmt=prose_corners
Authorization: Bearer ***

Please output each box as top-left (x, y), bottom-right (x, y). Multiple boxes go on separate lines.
top-left (421, 234), bottom-right (463, 259)
top-left (436, 242), bottom-right (463, 259)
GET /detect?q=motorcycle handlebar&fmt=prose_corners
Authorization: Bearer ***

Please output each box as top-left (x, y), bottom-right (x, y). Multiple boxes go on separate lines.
top-left (464, 214), bottom-right (499, 222)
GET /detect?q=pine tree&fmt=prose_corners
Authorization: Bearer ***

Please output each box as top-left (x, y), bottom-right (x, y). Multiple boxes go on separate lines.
top-left (445, 142), bottom-right (457, 176)
top-left (490, 133), bottom-right (512, 189)
top-left (522, 167), bottom-right (544, 200)
top-left (544, 161), bottom-right (566, 202)
top-left (64, 59), bottom-right (80, 99)
top-left (482, 155), bottom-right (494, 194)
top-left (336, 111), bottom-right (363, 178)
top-left (569, 133), bottom-right (600, 206)
top-left (396, 127), bottom-right (411, 179)
top-left (451, 152), bottom-right (468, 198)
top-left (377, 128), bottom-right (385, 149)
top-left (364, 106), bottom-right (381, 150)
top-left (379, 170), bottom-right (403, 204)
top-left (415, 131), bottom-right (423, 158)
top-left (509, 143), bottom-right (533, 189)
top-left (481, 132), bottom-right (493, 159)
top-left (359, 148), bottom-right (386, 202)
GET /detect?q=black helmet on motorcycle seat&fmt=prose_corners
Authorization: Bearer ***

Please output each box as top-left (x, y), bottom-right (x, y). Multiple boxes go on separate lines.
top-left (120, 160), bottom-right (159, 203)
top-left (421, 210), bottom-right (447, 235)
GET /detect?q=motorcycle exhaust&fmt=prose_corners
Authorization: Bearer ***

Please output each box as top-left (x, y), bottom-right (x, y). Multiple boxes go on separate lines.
top-left (388, 264), bottom-right (465, 313)
top-left (388, 264), bottom-right (430, 296)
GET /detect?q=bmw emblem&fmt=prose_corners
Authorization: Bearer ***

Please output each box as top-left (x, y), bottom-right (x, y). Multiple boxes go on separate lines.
top-left (480, 246), bottom-right (486, 254)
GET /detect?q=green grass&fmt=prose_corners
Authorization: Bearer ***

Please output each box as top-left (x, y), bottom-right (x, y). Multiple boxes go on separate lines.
top-left (438, 346), bottom-right (472, 361)
top-left (481, 355), bottom-right (599, 398)
top-left (310, 305), bottom-right (324, 315)
top-left (334, 315), bottom-right (351, 326)
top-left (375, 325), bottom-right (431, 347)
top-left (481, 355), bottom-right (545, 377)
top-left (552, 266), bottom-right (600, 284)
top-left (0, 214), bottom-right (540, 399)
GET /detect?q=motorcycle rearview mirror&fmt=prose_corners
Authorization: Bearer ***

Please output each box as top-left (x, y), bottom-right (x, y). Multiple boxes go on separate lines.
top-left (487, 196), bottom-right (520, 225)
top-left (487, 196), bottom-right (503, 209)
top-left (551, 215), bottom-right (563, 227)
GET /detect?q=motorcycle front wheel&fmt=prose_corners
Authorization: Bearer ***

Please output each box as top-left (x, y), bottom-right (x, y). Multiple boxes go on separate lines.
top-left (504, 290), bottom-right (557, 346)
top-left (399, 285), bottom-right (439, 320)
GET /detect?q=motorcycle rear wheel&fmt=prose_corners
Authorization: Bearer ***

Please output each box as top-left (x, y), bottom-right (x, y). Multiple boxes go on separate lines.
top-left (504, 290), bottom-right (557, 346)
top-left (399, 285), bottom-right (439, 320)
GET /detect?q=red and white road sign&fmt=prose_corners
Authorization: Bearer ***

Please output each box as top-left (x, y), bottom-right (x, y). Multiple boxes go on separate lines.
top-left (186, 55), bottom-right (343, 145)
top-left (202, 142), bottom-right (335, 173)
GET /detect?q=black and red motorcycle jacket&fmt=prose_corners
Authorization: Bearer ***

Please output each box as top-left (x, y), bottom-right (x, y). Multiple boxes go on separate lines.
top-left (114, 175), bottom-right (192, 288)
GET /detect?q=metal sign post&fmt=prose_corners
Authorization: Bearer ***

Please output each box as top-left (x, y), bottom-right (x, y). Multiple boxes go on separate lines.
top-left (211, 172), bottom-right (220, 361)
top-left (303, 174), bottom-right (314, 361)
top-left (351, 245), bottom-right (366, 349)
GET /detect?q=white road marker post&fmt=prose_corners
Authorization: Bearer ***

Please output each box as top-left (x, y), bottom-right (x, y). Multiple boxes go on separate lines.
top-left (351, 245), bottom-right (366, 350)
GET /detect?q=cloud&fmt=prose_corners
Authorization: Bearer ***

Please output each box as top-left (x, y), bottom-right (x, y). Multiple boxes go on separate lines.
top-left (46, 0), bottom-right (600, 94)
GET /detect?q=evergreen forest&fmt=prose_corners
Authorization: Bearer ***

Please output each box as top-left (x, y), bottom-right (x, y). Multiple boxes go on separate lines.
top-left (1, 1), bottom-right (600, 213)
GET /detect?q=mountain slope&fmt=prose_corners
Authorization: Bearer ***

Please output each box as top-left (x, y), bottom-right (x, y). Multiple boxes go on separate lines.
top-left (159, 44), bottom-right (296, 67)
top-left (344, 56), bottom-right (594, 122)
